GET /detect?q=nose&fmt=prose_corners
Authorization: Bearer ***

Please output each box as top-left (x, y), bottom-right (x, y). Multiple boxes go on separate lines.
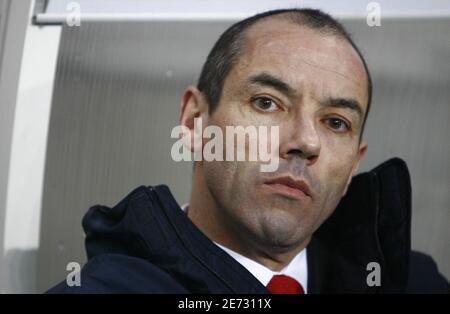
top-left (280, 117), bottom-right (321, 165)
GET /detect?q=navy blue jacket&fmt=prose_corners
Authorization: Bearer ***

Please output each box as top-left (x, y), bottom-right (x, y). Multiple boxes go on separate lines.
top-left (47, 158), bottom-right (449, 293)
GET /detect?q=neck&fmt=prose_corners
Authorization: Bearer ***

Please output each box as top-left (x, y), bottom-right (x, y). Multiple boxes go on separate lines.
top-left (187, 162), bottom-right (310, 272)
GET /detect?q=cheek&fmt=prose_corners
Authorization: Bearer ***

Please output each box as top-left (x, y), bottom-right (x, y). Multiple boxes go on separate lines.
top-left (316, 135), bottom-right (358, 199)
top-left (320, 129), bottom-right (358, 167)
top-left (202, 159), bottom-right (256, 205)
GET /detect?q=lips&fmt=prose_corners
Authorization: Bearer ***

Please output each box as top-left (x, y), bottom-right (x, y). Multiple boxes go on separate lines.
top-left (263, 176), bottom-right (312, 200)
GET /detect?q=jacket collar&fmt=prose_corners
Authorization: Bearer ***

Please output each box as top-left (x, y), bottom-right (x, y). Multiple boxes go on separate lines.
top-left (151, 158), bottom-right (412, 294)
top-left (307, 157), bottom-right (412, 293)
top-left (150, 184), bottom-right (269, 293)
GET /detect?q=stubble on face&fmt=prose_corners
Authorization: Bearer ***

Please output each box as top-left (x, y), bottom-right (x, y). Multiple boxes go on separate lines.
top-left (189, 17), bottom-right (369, 269)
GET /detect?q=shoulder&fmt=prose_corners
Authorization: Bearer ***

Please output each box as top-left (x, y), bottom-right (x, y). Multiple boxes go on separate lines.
top-left (46, 254), bottom-right (189, 293)
top-left (406, 251), bottom-right (450, 294)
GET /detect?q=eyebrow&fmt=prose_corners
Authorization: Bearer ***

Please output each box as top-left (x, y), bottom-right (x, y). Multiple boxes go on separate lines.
top-left (247, 72), bottom-right (298, 98)
top-left (321, 97), bottom-right (363, 121)
top-left (247, 72), bottom-right (364, 120)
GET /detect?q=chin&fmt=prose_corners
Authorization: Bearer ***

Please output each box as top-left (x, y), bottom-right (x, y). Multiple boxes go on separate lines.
top-left (256, 209), bottom-right (311, 244)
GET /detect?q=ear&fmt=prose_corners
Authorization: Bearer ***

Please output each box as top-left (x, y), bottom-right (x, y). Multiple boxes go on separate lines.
top-left (342, 140), bottom-right (368, 196)
top-left (179, 86), bottom-right (209, 153)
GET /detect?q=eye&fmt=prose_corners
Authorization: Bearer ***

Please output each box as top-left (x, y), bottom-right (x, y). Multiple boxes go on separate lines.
top-left (251, 97), bottom-right (280, 112)
top-left (325, 117), bottom-right (350, 133)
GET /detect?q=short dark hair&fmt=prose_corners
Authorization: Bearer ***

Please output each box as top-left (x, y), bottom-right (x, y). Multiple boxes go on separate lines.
top-left (197, 8), bottom-right (372, 136)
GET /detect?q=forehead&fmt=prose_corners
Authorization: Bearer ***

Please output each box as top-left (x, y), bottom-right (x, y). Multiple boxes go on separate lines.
top-left (229, 18), bottom-right (368, 106)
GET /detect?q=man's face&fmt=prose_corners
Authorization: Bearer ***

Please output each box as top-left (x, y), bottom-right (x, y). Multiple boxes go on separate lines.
top-left (201, 19), bottom-right (368, 253)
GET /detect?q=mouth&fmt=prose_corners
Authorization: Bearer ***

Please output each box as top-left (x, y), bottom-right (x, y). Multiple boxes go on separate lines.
top-left (263, 176), bottom-right (312, 201)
